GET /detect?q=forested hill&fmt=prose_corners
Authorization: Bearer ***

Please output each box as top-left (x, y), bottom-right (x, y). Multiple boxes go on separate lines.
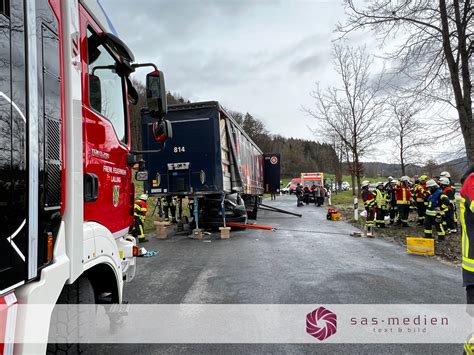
top-left (228, 111), bottom-right (340, 178)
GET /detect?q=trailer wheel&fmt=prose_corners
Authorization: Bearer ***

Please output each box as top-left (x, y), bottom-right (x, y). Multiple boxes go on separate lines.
top-left (47, 276), bottom-right (95, 354)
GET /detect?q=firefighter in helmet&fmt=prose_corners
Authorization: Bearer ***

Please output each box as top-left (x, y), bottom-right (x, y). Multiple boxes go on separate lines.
top-left (361, 180), bottom-right (376, 236)
top-left (439, 177), bottom-right (457, 233)
top-left (373, 181), bottom-right (387, 228)
top-left (414, 175), bottom-right (429, 226)
top-left (395, 176), bottom-right (412, 227)
top-left (424, 180), bottom-right (449, 241)
top-left (133, 194), bottom-right (148, 243)
top-left (440, 171), bottom-right (453, 185)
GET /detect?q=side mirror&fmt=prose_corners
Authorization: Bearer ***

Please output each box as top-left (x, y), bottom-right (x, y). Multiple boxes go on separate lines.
top-left (146, 70), bottom-right (167, 118)
top-left (152, 120), bottom-right (173, 143)
top-left (135, 160), bottom-right (148, 181)
top-left (135, 171), bottom-right (148, 181)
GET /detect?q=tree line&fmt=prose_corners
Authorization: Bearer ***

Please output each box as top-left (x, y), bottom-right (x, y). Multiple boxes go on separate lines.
top-left (227, 110), bottom-right (341, 178)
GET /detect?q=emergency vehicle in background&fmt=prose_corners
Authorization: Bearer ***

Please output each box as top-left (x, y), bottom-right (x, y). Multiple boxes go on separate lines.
top-left (0, 1), bottom-right (169, 353)
top-left (300, 172), bottom-right (324, 187)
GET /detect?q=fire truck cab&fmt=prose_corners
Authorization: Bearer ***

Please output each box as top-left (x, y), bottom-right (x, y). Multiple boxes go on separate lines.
top-left (0, 1), bottom-right (167, 353)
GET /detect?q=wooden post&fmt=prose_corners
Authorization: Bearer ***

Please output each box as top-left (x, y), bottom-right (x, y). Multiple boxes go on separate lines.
top-left (154, 221), bottom-right (169, 240)
top-left (219, 227), bottom-right (231, 239)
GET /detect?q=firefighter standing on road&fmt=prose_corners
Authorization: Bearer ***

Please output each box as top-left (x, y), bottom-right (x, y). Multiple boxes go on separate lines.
top-left (133, 194), bottom-right (148, 243)
top-left (361, 180), bottom-right (376, 236)
top-left (295, 183), bottom-right (303, 207)
top-left (374, 182), bottom-right (387, 228)
top-left (303, 185), bottom-right (311, 205)
top-left (440, 177), bottom-right (457, 234)
top-left (395, 176), bottom-right (412, 227)
top-left (424, 180), bottom-right (449, 241)
top-left (386, 179), bottom-right (398, 225)
top-left (414, 175), bottom-right (429, 226)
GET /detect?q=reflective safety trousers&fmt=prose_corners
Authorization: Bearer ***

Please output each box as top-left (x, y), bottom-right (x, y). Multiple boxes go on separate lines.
top-left (461, 173), bottom-right (474, 286)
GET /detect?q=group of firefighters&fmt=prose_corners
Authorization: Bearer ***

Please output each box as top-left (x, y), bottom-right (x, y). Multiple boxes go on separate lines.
top-left (294, 183), bottom-right (328, 207)
top-left (361, 171), bottom-right (457, 239)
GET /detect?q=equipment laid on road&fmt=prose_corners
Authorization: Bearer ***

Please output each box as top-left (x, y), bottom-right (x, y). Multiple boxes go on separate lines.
top-left (258, 203), bottom-right (302, 218)
top-left (327, 208), bottom-right (341, 221)
top-left (226, 222), bottom-right (274, 231)
top-left (406, 237), bottom-right (435, 256)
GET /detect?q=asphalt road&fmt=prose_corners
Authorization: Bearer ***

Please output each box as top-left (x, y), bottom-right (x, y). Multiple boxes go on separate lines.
top-left (100, 195), bottom-right (465, 354)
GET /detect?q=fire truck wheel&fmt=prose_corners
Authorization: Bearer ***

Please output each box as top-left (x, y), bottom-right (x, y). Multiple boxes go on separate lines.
top-left (47, 276), bottom-right (95, 354)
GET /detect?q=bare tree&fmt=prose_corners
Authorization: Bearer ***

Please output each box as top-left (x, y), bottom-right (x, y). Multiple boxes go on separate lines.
top-left (387, 99), bottom-right (427, 175)
top-left (305, 44), bottom-right (386, 196)
top-left (339, 0), bottom-right (474, 164)
top-left (424, 159), bottom-right (440, 177)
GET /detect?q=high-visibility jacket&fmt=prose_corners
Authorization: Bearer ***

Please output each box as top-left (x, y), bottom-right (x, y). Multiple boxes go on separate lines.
top-left (425, 189), bottom-right (449, 217)
top-left (442, 185), bottom-right (455, 201)
top-left (414, 182), bottom-right (429, 202)
top-left (395, 184), bottom-right (411, 205)
top-left (373, 188), bottom-right (388, 209)
top-left (461, 173), bottom-right (474, 286)
top-left (362, 189), bottom-right (375, 209)
top-left (134, 199), bottom-right (147, 219)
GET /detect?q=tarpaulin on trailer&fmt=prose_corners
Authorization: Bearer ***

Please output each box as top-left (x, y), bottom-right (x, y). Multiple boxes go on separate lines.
top-left (142, 101), bottom-right (264, 197)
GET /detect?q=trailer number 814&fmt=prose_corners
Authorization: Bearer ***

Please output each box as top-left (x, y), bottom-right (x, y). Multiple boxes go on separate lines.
top-left (173, 146), bottom-right (186, 153)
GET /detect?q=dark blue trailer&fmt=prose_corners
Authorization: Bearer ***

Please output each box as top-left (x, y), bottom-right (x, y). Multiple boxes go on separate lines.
top-left (142, 101), bottom-right (264, 226)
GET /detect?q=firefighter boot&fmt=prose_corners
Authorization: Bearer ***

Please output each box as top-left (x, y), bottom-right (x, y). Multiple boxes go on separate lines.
top-left (366, 225), bottom-right (374, 238)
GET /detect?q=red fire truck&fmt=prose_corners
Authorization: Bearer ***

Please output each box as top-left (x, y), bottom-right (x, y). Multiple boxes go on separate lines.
top-left (0, 1), bottom-right (168, 353)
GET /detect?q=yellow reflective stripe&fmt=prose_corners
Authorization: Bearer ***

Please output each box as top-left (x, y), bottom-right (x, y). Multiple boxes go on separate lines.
top-left (464, 342), bottom-right (473, 355)
top-left (426, 210), bottom-right (437, 216)
top-left (470, 200), bottom-right (474, 213)
top-left (463, 257), bottom-right (474, 272)
top-left (438, 223), bottom-right (445, 235)
top-left (461, 197), bottom-right (469, 257)
top-left (409, 246), bottom-right (433, 251)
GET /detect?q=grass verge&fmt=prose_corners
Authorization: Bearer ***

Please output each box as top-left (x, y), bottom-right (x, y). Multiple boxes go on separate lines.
top-left (331, 191), bottom-right (461, 264)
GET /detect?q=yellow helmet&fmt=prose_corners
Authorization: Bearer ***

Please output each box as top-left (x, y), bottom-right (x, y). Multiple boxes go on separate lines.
top-left (420, 175), bottom-right (428, 181)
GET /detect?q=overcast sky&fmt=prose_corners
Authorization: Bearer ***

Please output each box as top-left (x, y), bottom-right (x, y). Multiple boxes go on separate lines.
top-left (100, 0), bottom-right (461, 163)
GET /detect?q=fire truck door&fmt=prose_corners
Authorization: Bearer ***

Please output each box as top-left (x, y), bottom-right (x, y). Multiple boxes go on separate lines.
top-left (0, 0), bottom-right (28, 294)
